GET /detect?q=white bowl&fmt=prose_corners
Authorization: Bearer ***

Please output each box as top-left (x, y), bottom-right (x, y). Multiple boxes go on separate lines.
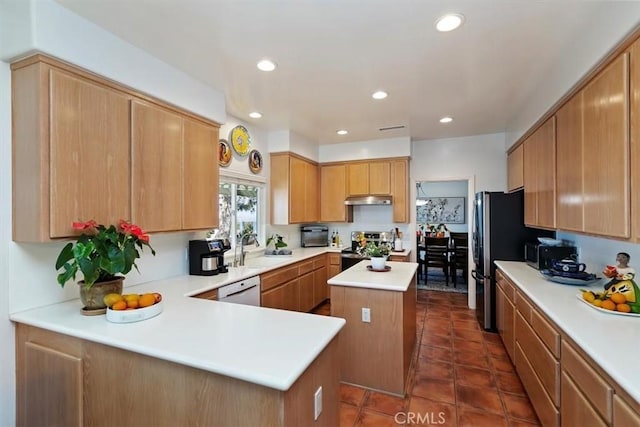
top-left (537, 237), bottom-right (562, 246)
top-left (106, 301), bottom-right (163, 323)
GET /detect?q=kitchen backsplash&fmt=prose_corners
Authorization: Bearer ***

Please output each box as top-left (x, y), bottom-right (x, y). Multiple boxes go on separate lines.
top-left (557, 231), bottom-right (640, 275)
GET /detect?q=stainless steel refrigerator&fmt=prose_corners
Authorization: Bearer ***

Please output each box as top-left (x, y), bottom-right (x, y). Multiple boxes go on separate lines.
top-left (471, 190), bottom-right (553, 330)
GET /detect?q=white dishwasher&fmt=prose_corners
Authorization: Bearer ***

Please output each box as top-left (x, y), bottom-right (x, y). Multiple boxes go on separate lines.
top-left (217, 275), bottom-right (261, 306)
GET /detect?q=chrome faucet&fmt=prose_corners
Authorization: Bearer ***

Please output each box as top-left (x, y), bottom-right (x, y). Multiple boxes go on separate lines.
top-left (234, 232), bottom-right (259, 267)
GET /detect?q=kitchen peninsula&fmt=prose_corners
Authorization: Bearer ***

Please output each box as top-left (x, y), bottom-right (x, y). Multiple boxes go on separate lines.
top-left (11, 262), bottom-right (345, 427)
top-left (328, 260), bottom-right (418, 396)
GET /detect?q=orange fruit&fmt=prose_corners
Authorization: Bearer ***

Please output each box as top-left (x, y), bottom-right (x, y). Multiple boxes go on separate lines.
top-left (103, 293), bottom-right (123, 307)
top-left (617, 303), bottom-right (632, 313)
top-left (112, 300), bottom-right (127, 311)
top-left (139, 293), bottom-right (156, 308)
top-left (610, 293), bottom-right (627, 304)
top-left (582, 291), bottom-right (595, 303)
top-left (592, 299), bottom-right (603, 308)
top-left (126, 299), bottom-right (139, 309)
top-left (601, 300), bottom-right (616, 311)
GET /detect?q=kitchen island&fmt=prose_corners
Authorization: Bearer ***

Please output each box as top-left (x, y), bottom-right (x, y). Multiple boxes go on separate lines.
top-left (328, 260), bottom-right (418, 396)
top-left (10, 264), bottom-right (345, 427)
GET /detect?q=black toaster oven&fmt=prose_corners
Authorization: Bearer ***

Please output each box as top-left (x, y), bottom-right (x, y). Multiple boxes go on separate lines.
top-left (524, 243), bottom-right (577, 270)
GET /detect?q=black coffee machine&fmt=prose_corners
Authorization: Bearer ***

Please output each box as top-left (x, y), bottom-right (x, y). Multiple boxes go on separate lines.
top-left (188, 239), bottom-right (231, 276)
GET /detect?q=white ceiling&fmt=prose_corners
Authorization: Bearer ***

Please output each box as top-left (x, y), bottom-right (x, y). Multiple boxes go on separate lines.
top-left (55, 0), bottom-right (640, 145)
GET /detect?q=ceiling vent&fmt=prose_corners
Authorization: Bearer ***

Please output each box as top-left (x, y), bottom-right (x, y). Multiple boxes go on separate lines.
top-left (379, 125), bottom-right (406, 131)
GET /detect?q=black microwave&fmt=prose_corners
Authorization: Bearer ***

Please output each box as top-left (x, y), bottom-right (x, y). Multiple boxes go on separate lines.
top-left (524, 243), bottom-right (577, 270)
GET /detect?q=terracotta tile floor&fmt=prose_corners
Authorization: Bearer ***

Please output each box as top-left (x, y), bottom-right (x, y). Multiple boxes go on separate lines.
top-left (312, 289), bottom-right (540, 427)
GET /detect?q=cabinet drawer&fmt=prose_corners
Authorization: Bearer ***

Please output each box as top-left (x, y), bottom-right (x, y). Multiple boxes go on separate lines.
top-left (614, 395), bottom-right (640, 427)
top-left (328, 253), bottom-right (341, 265)
top-left (531, 308), bottom-right (561, 358)
top-left (299, 260), bottom-right (315, 275)
top-left (515, 342), bottom-right (560, 427)
top-left (313, 255), bottom-right (325, 270)
top-left (261, 265), bottom-right (299, 292)
top-left (496, 270), bottom-right (516, 302)
top-left (515, 292), bottom-right (533, 321)
top-left (561, 372), bottom-right (607, 427)
top-left (562, 341), bottom-right (613, 423)
top-left (515, 312), bottom-right (560, 405)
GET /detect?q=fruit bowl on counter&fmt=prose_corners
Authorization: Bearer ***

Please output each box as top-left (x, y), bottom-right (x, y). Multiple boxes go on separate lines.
top-left (579, 284), bottom-right (640, 316)
top-left (104, 292), bottom-right (163, 323)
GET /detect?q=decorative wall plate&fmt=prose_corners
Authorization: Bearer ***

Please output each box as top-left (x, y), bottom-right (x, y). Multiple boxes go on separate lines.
top-left (218, 139), bottom-right (232, 167)
top-left (230, 125), bottom-right (251, 156)
top-left (248, 149), bottom-right (263, 173)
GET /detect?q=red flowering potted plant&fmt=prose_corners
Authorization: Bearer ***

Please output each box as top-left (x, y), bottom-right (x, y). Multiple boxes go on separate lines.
top-left (55, 220), bottom-right (155, 311)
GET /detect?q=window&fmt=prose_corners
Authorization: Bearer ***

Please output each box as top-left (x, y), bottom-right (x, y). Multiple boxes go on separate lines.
top-left (219, 179), bottom-right (263, 248)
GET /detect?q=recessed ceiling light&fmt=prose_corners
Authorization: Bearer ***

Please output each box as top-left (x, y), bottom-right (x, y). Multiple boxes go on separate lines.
top-left (372, 91), bottom-right (388, 100)
top-left (249, 112), bottom-right (262, 119)
top-left (257, 59), bottom-right (276, 72)
top-left (435, 14), bottom-right (464, 32)
top-left (440, 116), bottom-right (453, 123)
top-left (337, 130), bottom-right (348, 135)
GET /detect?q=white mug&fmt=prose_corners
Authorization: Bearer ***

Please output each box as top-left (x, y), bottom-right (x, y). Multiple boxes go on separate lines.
top-left (394, 240), bottom-right (403, 251)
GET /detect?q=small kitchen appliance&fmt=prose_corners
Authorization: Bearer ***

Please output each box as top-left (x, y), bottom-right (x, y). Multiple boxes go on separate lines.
top-left (300, 225), bottom-right (329, 247)
top-left (189, 238), bottom-right (231, 276)
top-left (525, 243), bottom-right (578, 271)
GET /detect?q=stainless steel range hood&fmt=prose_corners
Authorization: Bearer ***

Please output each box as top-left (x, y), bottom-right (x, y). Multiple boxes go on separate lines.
top-left (344, 195), bottom-right (393, 205)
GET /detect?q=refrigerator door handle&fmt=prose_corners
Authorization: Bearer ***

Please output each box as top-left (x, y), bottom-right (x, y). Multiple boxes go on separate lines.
top-left (471, 269), bottom-right (485, 281)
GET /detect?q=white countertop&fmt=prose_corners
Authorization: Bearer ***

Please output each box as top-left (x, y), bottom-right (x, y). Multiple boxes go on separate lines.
top-left (327, 260), bottom-right (418, 291)
top-left (496, 261), bottom-right (640, 404)
top-left (10, 247), bottom-right (346, 392)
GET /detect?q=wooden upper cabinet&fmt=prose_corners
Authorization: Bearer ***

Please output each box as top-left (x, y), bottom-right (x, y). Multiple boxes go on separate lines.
top-left (346, 161), bottom-right (391, 196)
top-left (556, 93), bottom-right (584, 233)
top-left (582, 53), bottom-right (630, 238)
top-left (369, 161), bottom-right (391, 194)
top-left (391, 159), bottom-right (409, 223)
top-left (523, 117), bottom-right (556, 229)
top-left (346, 163), bottom-right (370, 196)
top-left (183, 118), bottom-right (219, 230)
top-left (629, 39), bottom-right (640, 241)
top-left (320, 164), bottom-right (353, 222)
top-left (131, 100), bottom-right (183, 232)
top-left (270, 153), bottom-right (319, 224)
top-left (507, 144), bottom-right (524, 192)
top-left (49, 69), bottom-right (131, 238)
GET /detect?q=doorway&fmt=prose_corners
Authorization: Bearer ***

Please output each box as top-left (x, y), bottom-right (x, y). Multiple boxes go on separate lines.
top-left (414, 178), bottom-right (475, 308)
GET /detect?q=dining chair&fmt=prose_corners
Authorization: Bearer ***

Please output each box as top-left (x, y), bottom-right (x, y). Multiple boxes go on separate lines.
top-left (449, 231), bottom-right (469, 241)
top-left (450, 236), bottom-right (468, 287)
top-left (416, 236), bottom-right (426, 282)
top-left (424, 237), bottom-right (450, 285)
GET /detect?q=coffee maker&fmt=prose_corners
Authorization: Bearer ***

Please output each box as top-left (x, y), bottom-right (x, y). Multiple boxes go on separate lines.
top-left (188, 239), bottom-right (231, 276)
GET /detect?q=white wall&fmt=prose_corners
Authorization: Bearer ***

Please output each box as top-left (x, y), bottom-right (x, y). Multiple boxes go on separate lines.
top-left (0, 60), bottom-right (15, 427)
top-left (319, 137), bottom-right (411, 163)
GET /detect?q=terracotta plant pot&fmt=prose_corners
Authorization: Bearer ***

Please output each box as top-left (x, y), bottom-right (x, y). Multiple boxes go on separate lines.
top-left (78, 277), bottom-right (124, 310)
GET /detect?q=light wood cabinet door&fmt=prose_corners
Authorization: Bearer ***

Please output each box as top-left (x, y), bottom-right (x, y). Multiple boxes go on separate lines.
top-left (391, 159), bottom-right (409, 223)
top-left (561, 372), bottom-right (608, 427)
top-left (523, 118), bottom-right (556, 228)
top-left (523, 133), bottom-right (538, 226)
top-left (347, 163), bottom-right (370, 196)
top-left (507, 144), bottom-right (524, 192)
top-left (556, 93), bottom-right (584, 232)
top-left (305, 160), bottom-right (320, 222)
top-left (614, 395), bottom-right (640, 427)
top-left (131, 100), bottom-right (183, 232)
top-left (289, 156), bottom-right (307, 223)
top-left (632, 39), bottom-right (640, 242)
top-left (536, 117), bottom-right (556, 229)
top-left (313, 265), bottom-right (328, 307)
top-left (583, 53), bottom-right (630, 238)
top-left (299, 271), bottom-right (315, 312)
top-left (369, 161), bottom-right (391, 195)
top-left (320, 164), bottom-right (352, 222)
top-left (183, 118), bottom-right (219, 230)
top-left (49, 70), bottom-right (130, 237)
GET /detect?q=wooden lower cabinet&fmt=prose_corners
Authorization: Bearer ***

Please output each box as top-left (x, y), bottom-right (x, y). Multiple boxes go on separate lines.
top-left (16, 324), bottom-right (339, 427)
top-left (562, 372), bottom-right (608, 427)
top-left (261, 255), bottom-right (328, 312)
top-left (388, 252), bottom-right (410, 262)
top-left (193, 288), bottom-right (218, 300)
top-left (496, 270), bottom-right (516, 361)
top-left (614, 395), bottom-right (640, 426)
top-left (328, 253), bottom-right (341, 279)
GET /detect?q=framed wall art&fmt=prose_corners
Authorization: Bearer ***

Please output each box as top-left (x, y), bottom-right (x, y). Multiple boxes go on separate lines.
top-left (218, 139), bottom-right (232, 167)
top-left (416, 197), bottom-right (465, 224)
